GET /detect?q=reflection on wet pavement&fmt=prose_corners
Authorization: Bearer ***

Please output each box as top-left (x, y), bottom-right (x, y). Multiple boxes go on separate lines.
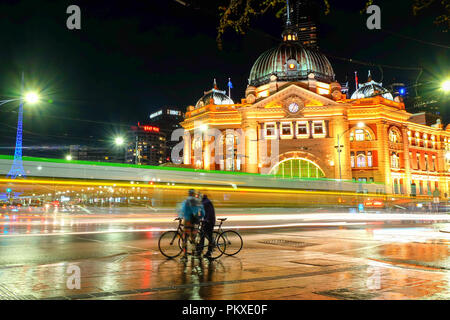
top-left (1, 224), bottom-right (450, 300)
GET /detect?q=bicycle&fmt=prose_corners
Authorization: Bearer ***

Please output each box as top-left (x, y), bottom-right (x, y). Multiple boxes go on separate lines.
top-left (215, 218), bottom-right (243, 256)
top-left (158, 218), bottom-right (226, 260)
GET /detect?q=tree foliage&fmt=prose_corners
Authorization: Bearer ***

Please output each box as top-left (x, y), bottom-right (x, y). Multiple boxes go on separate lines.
top-left (213, 0), bottom-right (448, 49)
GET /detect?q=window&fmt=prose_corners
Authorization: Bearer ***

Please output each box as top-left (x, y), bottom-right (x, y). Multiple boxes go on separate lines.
top-left (416, 153), bottom-right (421, 170)
top-left (357, 152), bottom-right (366, 167)
top-left (354, 129), bottom-right (365, 141)
top-left (350, 128), bottom-right (372, 141)
top-left (391, 152), bottom-right (399, 169)
top-left (350, 152), bottom-right (355, 168)
top-left (369, 177), bottom-right (374, 183)
top-left (312, 121), bottom-right (325, 136)
top-left (432, 156), bottom-right (436, 171)
top-left (296, 121), bottom-right (309, 137)
top-left (425, 155), bottom-right (429, 171)
top-left (280, 122), bottom-right (293, 137)
top-left (367, 151), bottom-right (373, 167)
top-left (389, 127), bottom-right (402, 143)
top-left (265, 123), bottom-right (276, 138)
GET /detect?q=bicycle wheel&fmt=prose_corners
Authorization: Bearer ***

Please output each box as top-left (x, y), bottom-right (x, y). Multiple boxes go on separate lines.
top-left (158, 231), bottom-right (183, 258)
top-left (204, 231), bottom-right (226, 260)
top-left (221, 230), bottom-right (243, 256)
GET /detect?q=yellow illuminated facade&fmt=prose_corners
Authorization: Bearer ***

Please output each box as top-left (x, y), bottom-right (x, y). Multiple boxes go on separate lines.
top-left (181, 29), bottom-right (450, 199)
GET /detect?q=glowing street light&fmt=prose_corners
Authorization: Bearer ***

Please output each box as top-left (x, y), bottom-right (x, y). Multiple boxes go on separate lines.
top-left (24, 92), bottom-right (40, 104)
top-left (66, 155), bottom-right (73, 161)
top-left (442, 80), bottom-right (450, 93)
top-left (115, 137), bottom-right (125, 146)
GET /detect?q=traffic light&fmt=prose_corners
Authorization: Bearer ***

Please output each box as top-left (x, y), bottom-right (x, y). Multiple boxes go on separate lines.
top-left (6, 188), bottom-right (12, 193)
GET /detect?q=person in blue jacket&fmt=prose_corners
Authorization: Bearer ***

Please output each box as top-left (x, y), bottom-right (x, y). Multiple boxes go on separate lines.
top-left (179, 189), bottom-right (205, 258)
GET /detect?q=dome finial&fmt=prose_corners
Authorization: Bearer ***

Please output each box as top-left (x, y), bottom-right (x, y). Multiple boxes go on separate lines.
top-left (286, 0), bottom-right (291, 26)
top-left (213, 78), bottom-right (218, 90)
top-left (368, 70), bottom-right (372, 82)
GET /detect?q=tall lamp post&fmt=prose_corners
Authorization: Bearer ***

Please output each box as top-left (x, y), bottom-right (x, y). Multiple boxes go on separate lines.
top-left (335, 122), bottom-right (365, 181)
top-left (1, 74), bottom-right (40, 179)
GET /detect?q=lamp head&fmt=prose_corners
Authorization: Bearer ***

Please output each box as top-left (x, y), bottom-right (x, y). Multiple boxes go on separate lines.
top-left (24, 92), bottom-right (40, 104)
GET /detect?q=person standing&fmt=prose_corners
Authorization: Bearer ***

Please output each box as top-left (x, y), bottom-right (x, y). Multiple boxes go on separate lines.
top-left (179, 189), bottom-right (205, 259)
top-left (197, 194), bottom-right (216, 258)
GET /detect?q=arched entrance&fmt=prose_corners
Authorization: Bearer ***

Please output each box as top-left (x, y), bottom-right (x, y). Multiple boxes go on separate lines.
top-left (269, 158), bottom-right (325, 179)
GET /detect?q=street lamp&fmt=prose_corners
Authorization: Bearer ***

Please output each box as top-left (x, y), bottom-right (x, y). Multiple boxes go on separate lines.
top-left (114, 137), bottom-right (125, 146)
top-left (335, 122), bottom-right (365, 181)
top-left (66, 155), bottom-right (73, 161)
top-left (442, 80), bottom-right (450, 93)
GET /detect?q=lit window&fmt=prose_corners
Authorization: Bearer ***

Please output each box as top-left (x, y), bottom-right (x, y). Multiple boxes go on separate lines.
top-left (367, 151), bottom-right (373, 167)
top-left (351, 152), bottom-right (355, 168)
top-left (280, 122), bottom-right (293, 137)
top-left (354, 129), bottom-right (365, 141)
top-left (357, 152), bottom-right (366, 168)
top-left (389, 128), bottom-right (401, 143)
top-left (391, 153), bottom-right (400, 169)
top-left (312, 121), bottom-right (325, 136)
top-left (265, 123), bottom-right (276, 138)
top-left (296, 121), bottom-right (309, 137)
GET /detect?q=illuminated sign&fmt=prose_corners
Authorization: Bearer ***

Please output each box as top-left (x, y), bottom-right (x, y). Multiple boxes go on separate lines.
top-left (364, 199), bottom-right (384, 208)
top-left (150, 110), bottom-right (163, 119)
top-left (168, 109), bottom-right (181, 116)
top-left (141, 125), bottom-right (160, 133)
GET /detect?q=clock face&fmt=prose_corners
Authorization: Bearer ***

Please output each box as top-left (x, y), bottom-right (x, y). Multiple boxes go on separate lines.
top-left (288, 103), bottom-right (299, 114)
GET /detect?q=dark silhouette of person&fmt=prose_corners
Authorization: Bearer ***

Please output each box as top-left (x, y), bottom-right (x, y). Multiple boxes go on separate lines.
top-left (197, 194), bottom-right (216, 258)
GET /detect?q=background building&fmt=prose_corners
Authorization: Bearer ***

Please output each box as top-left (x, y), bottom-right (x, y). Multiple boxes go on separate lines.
top-left (149, 107), bottom-right (184, 162)
top-left (125, 123), bottom-right (166, 165)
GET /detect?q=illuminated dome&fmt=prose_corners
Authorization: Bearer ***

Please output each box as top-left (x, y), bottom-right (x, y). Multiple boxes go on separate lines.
top-left (248, 42), bottom-right (335, 87)
top-left (195, 85), bottom-right (234, 109)
top-left (351, 80), bottom-right (394, 101)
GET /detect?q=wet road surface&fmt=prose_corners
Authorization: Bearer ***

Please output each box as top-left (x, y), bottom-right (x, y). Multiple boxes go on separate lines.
top-left (0, 208), bottom-right (450, 300)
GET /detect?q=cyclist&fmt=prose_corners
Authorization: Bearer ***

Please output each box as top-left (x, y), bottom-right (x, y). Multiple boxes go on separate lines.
top-left (196, 193), bottom-right (216, 259)
top-left (179, 189), bottom-right (205, 259)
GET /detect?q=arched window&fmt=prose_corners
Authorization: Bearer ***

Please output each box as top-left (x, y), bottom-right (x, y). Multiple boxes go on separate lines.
top-left (271, 158), bottom-right (325, 179)
top-left (350, 128), bottom-right (372, 141)
top-left (389, 127), bottom-right (402, 143)
top-left (350, 152), bottom-right (355, 168)
top-left (367, 151), bottom-right (373, 167)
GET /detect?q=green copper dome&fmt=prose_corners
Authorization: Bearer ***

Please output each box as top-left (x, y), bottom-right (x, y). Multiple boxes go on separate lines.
top-left (248, 42), bottom-right (335, 87)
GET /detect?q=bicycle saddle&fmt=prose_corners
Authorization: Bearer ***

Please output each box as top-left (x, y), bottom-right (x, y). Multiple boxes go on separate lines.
top-left (217, 218), bottom-right (227, 221)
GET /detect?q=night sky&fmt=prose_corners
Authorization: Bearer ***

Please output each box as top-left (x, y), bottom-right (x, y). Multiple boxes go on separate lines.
top-left (0, 0), bottom-right (448, 157)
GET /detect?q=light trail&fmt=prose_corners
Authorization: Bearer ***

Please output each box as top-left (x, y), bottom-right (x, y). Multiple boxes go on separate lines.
top-left (0, 177), bottom-right (403, 198)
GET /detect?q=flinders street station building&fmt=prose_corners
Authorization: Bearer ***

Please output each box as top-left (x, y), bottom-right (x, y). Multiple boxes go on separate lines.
top-left (180, 8), bottom-right (450, 199)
